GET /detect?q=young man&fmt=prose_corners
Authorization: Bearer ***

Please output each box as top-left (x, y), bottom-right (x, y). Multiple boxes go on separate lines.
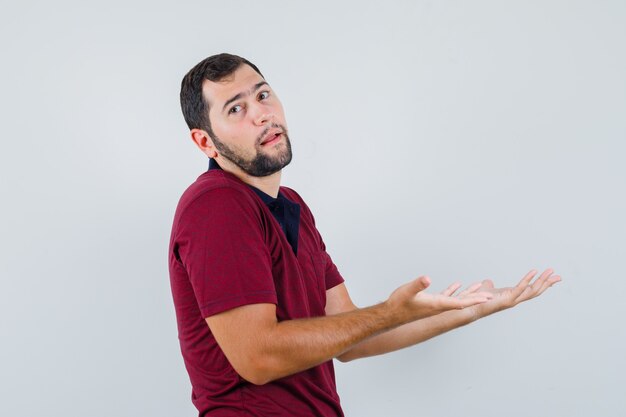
top-left (169, 53), bottom-right (561, 416)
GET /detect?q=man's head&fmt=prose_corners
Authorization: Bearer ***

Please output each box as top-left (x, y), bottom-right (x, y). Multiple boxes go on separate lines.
top-left (180, 53), bottom-right (292, 177)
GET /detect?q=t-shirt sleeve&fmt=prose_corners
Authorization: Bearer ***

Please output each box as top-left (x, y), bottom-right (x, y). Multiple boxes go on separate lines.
top-left (174, 187), bottom-right (277, 318)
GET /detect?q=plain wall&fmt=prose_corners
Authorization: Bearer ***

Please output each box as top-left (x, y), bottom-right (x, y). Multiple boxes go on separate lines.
top-left (1, 1), bottom-right (624, 416)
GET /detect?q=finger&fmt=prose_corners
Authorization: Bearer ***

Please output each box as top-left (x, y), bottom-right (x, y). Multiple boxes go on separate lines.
top-left (517, 269), bottom-right (560, 303)
top-left (536, 275), bottom-right (561, 296)
top-left (519, 268), bottom-right (554, 301)
top-left (458, 281), bottom-right (483, 297)
top-left (452, 292), bottom-right (493, 309)
top-left (515, 285), bottom-right (535, 303)
top-left (441, 282), bottom-right (462, 296)
top-left (511, 269), bottom-right (538, 298)
top-left (531, 269), bottom-right (555, 294)
top-left (532, 268), bottom-right (554, 290)
top-left (481, 279), bottom-right (495, 290)
top-left (409, 276), bottom-right (431, 294)
top-left (517, 269), bottom-right (538, 288)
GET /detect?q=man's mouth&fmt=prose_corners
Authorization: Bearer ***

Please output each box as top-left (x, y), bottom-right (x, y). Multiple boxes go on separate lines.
top-left (260, 130), bottom-right (283, 146)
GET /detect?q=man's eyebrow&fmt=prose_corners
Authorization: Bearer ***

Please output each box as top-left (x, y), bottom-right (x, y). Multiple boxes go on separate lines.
top-left (221, 81), bottom-right (269, 113)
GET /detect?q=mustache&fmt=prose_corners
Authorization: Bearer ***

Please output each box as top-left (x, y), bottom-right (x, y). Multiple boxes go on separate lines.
top-left (256, 123), bottom-right (287, 145)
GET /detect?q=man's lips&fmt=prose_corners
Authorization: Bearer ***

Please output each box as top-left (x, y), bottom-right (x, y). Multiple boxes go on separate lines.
top-left (260, 130), bottom-right (283, 146)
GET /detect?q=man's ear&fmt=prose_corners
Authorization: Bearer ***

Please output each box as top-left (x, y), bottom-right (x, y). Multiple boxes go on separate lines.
top-left (190, 128), bottom-right (218, 158)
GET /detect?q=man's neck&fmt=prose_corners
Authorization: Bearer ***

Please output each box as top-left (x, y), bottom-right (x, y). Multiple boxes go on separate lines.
top-left (214, 157), bottom-right (282, 198)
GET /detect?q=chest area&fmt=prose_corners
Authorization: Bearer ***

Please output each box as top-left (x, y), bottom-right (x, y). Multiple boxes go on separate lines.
top-left (263, 211), bottom-right (327, 320)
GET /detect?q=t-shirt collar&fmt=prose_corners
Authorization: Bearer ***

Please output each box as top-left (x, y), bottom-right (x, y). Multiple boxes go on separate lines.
top-left (208, 158), bottom-right (279, 204)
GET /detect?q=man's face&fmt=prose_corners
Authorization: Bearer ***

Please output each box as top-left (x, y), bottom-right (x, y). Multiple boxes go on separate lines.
top-left (203, 64), bottom-right (292, 177)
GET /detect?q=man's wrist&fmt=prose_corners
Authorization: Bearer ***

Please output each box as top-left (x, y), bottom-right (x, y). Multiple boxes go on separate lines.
top-left (379, 298), bottom-right (415, 327)
top-left (465, 304), bottom-right (485, 324)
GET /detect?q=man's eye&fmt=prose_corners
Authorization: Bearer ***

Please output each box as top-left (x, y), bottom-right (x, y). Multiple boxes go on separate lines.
top-left (258, 91), bottom-right (270, 100)
top-left (229, 105), bottom-right (242, 114)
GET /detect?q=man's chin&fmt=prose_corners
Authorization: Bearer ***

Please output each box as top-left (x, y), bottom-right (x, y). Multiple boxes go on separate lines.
top-left (250, 153), bottom-right (292, 177)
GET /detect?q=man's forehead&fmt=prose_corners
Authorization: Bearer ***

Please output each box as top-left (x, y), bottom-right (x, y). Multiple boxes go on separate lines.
top-left (202, 65), bottom-right (266, 108)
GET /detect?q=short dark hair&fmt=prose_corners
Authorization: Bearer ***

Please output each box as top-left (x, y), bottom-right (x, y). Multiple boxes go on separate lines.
top-left (179, 53), bottom-right (264, 137)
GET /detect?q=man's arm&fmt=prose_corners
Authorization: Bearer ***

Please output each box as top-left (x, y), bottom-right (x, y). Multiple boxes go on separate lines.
top-left (328, 268), bottom-right (561, 362)
top-left (205, 276), bottom-right (493, 385)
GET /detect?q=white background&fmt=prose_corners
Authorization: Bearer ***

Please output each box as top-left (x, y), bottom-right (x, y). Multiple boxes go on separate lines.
top-left (1, 1), bottom-right (624, 416)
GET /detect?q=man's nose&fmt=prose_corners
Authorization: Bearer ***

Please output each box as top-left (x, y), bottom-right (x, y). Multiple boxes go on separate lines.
top-left (252, 105), bottom-right (273, 125)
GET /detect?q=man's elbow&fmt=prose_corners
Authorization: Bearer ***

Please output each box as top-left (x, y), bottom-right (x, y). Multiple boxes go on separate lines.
top-left (240, 372), bottom-right (271, 386)
top-left (336, 349), bottom-right (359, 363)
top-left (336, 355), bottom-right (352, 363)
top-left (233, 356), bottom-right (281, 386)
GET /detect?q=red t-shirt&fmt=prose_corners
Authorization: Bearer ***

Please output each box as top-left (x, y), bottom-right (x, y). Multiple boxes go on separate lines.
top-left (169, 169), bottom-right (345, 416)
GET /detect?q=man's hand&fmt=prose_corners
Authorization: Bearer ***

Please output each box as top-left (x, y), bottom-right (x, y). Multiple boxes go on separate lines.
top-left (385, 276), bottom-right (494, 324)
top-left (332, 269), bottom-right (561, 362)
top-left (468, 268), bottom-right (561, 321)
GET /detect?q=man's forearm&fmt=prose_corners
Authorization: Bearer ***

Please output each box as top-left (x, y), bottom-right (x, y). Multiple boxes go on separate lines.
top-left (336, 307), bottom-right (476, 362)
top-left (208, 277), bottom-right (491, 385)
top-left (250, 301), bottom-right (409, 384)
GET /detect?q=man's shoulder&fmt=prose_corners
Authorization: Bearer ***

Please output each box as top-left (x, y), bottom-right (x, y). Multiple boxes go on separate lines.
top-left (175, 170), bottom-right (258, 217)
top-left (185, 169), bottom-right (247, 193)
top-left (279, 185), bottom-right (305, 205)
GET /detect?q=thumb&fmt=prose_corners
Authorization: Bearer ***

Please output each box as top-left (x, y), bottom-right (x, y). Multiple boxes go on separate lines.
top-left (409, 276), bottom-right (431, 294)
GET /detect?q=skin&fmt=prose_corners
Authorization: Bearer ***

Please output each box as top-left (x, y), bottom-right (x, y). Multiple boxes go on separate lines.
top-left (190, 64), bottom-right (291, 198)
top-left (187, 64), bottom-right (562, 385)
top-left (328, 269), bottom-right (561, 362)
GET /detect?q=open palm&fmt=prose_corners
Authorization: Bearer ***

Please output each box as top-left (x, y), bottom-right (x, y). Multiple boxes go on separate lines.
top-left (469, 268), bottom-right (561, 319)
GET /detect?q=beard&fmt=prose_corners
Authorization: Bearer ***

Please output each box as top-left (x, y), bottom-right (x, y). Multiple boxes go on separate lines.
top-left (211, 123), bottom-right (293, 177)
